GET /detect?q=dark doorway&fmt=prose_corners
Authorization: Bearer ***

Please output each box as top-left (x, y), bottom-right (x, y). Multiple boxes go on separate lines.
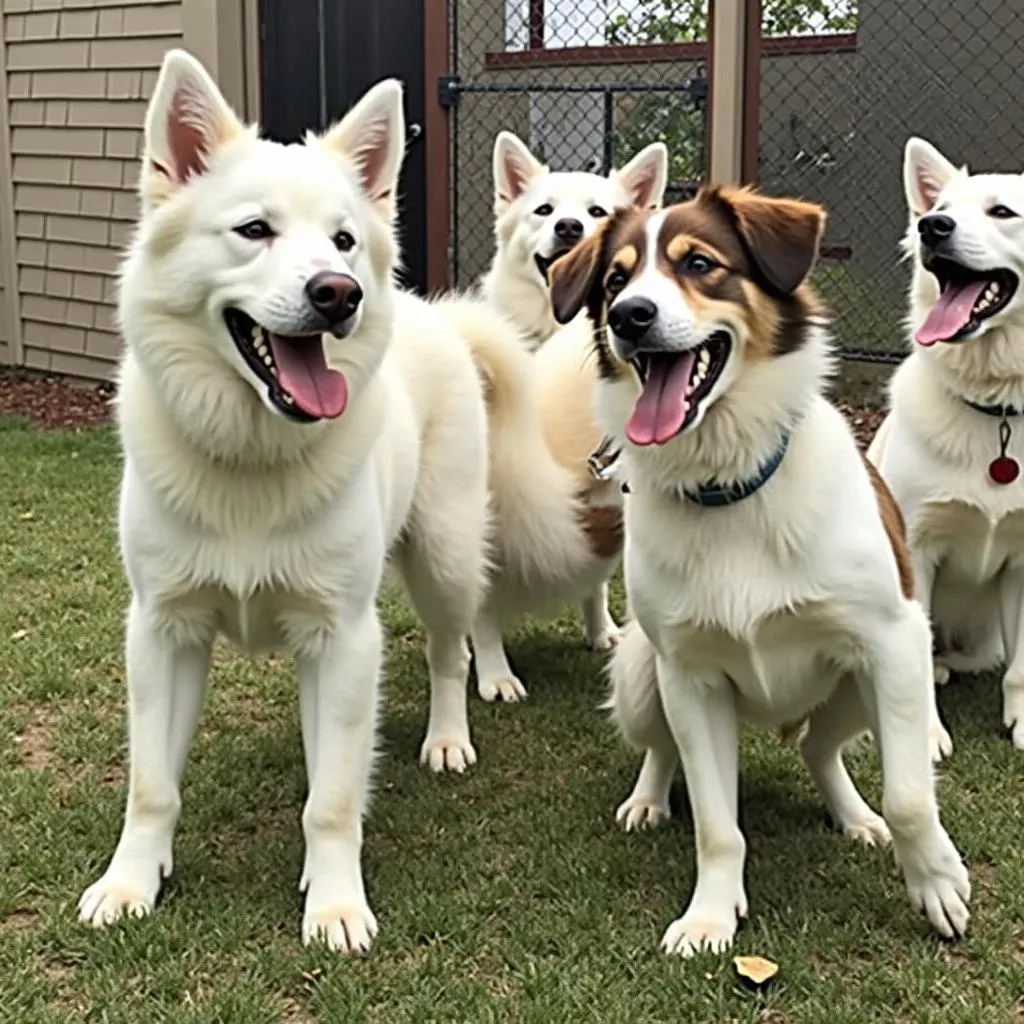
top-left (259, 0), bottom-right (427, 293)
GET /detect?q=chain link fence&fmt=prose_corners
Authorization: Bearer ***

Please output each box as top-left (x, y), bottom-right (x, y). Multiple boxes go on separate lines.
top-left (445, 0), bottom-right (710, 287)
top-left (759, 0), bottom-right (1024, 374)
top-left (445, 0), bottom-right (1024, 396)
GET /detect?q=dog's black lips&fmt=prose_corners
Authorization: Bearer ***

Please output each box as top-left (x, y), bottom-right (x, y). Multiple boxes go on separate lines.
top-left (632, 330), bottom-right (732, 433)
top-left (222, 308), bottom-right (318, 422)
top-left (535, 245), bottom-right (575, 282)
top-left (924, 255), bottom-right (1019, 341)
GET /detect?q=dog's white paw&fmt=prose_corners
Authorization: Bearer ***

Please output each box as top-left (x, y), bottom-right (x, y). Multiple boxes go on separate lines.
top-left (933, 660), bottom-right (951, 686)
top-left (929, 720), bottom-right (954, 763)
top-left (1003, 681), bottom-right (1024, 750)
top-left (302, 899), bottom-right (378, 954)
top-left (477, 675), bottom-right (527, 703)
top-left (78, 857), bottom-right (166, 928)
top-left (898, 829), bottom-right (970, 939)
top-left (660, 910), bottom-right (740, 957)
top-left (615, 795), bottom-right (671, 832)
top-left (420, 732), bottom-right (477, 773)
top-left (843, 813), bottom-right (892, 848)
top-left (587, 625), bottom-right (622, 652)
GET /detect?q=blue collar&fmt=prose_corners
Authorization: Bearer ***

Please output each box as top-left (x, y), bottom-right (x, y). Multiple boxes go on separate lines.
top-left (681, 431), bottom-right (791, 508)
top-left (962, 398), bottom-right (1023, 418)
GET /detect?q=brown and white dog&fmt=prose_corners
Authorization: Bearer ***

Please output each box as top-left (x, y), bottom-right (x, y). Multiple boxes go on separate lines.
top-left (549, 188), bottom-right (970, 956)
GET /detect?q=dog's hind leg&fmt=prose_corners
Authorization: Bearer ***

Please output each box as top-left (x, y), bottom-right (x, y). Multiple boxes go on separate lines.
top-left (79, 602), bottom-right (212, 928)
top-left (399, 393), bottom-right (490, 773)
top-left (581, 582), bottom-right (622, 651)
top-left (471, 602), bottom-right (527, 703)
top-left (608, 620), bottom-right (677, 831)
top-left (800, 677), bottom-right (890, 847)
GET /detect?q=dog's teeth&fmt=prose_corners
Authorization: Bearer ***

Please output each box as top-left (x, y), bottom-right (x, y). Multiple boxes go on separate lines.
top-left (699, 349), bottom-right (710, 368)
top-left (283, 394), bottom-right (293, 404)
top-left (250, 326), bottom-right (260, 341)
top-left (263, 354), bottom-right (273, 366)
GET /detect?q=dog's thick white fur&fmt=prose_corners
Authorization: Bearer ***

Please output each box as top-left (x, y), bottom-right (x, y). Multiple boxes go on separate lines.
top-left (868, 137), bottom-right (1024, 759)
top-left (550, 190), bottom-right (970, 956)
top-left (461, 133), bottom-right (667, 701)
top-left (77, 51), bottom-right (490, 952)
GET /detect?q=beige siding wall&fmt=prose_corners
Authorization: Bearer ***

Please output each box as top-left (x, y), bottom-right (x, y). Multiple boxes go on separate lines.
top-left (1, 0), bottom-right (182, 380)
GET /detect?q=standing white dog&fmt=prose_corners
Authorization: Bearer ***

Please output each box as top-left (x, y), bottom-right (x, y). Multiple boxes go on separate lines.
top-left (869, 137), bottom-right (1024, 759)
top-left (460, 133), bottom-right (667, 701)
top-left (551, 188), bottom-right (970, 955)
top-left (77, 50), bottom-right (491, 953)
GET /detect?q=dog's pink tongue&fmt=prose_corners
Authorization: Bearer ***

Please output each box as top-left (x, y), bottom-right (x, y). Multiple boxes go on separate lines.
top-left (268, 334), bottom-right (348, 419)
top-left (626, 351), bottom-right (696, 446)
top-left (915, 281), bottom-right (987, 346)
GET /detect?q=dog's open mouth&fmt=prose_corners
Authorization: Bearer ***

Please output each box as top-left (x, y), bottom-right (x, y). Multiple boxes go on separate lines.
top-left (916, 257), bottom-right (1019, 346)
top-left (534, 246), bottom-right (574, 282)
top-left (223, 309), bottom-right (348, 422)
top-left (625, 331), bottom-right (732, 446)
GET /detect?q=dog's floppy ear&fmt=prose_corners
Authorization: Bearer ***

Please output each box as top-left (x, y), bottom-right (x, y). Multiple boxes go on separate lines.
top-left (904, 137), bottom-right (963, 217)
top-left (549, 231), bottom-right (606, 326)
top-left (320, 79), bottom-right (406, 210)
top-left (143, 49), bottom-right (244, 196)
top-left (493, 132), bottom-right (545, 212)
top-left (613, 142), bottom-right (668, 210)
top-left (723, 188), bottom-right (825, 296)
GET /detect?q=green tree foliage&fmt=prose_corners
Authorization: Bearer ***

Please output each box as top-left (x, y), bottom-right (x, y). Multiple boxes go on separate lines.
top-left (606, 0), bottom-right (857, 183)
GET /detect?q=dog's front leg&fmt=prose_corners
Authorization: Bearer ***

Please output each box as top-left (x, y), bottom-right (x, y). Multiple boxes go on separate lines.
top-left (471, 603), bottom-right (527, 704)
top-left (859, 602), bottom-right (970, 940)
top-left (656, 657), bottom-right (747, 957)
top-left (297, 604), bottom-right (381, 954)
top-left (998, 567), bottom-right (1024, 749)
top-left (79, 600), bottom-right (212, 927)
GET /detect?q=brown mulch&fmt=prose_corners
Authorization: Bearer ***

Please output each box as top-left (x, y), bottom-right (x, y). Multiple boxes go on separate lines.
top-left (0, 371), bottom-right (114, 431)
top-left (836, 401), bottom-right (886, 451)
top-left (0, 370), bottom-right (887, 447)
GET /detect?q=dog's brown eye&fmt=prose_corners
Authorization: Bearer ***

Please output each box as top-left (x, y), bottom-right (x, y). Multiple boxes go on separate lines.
top-left (234, 219), bottom-right (274, 241)
top-left (683, 252), bottom-right (716, 275)
top-left (333, 230), bottom-right (356, 252)
top-left (588, 205), bottom-right (608, 218)
top-left (989, 204), bottom-right (1018, 220)
top-left (534, 203), bottom-right (554, 217)
top-left (606, 270), bottom-right (628, 295)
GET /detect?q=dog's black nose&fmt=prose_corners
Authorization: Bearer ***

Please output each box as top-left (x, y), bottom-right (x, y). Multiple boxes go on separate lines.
top-left (918, 213), bottom-right (956, 249)
top-left (608, 297), bottom-right (658, 343)
top-left (554, 218), bottom-right (584, 244)
top-left (305, 271), bottom-right (363, 325)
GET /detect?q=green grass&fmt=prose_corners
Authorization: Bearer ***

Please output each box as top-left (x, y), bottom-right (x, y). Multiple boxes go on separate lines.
top-left (1, 415), bottom-right (1023, 1023)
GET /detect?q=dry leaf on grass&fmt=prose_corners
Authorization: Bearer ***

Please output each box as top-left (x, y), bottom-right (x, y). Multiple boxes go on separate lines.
top-left (734, 955), bottom-right (779, 988)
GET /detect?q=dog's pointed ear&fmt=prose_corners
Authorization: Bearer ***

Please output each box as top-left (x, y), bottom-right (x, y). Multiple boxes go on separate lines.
top-left (722, 188), bottom-right (825, 296)
top-left (904, 137), bottom-right (963, 217)
top-left (613, 142), bottom-right (668, 209)
top-left (493, 132), bottom-right (545, 212)
top-left (320, 79), bottom-right (406, 209)
top-left (549, 231), bottom-right (605, 325)
top-left (143, 49), bottom-right (244, 194)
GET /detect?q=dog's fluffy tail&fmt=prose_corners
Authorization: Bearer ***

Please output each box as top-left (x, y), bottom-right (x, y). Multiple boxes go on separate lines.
top-left (605, 619), bottom-right (672, 750)
top-left (432, 295), bottom-right (596, 604)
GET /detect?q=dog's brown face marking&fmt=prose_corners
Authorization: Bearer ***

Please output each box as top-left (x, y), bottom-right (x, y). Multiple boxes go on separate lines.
top-left (548, 186), bottom-right (828, 380)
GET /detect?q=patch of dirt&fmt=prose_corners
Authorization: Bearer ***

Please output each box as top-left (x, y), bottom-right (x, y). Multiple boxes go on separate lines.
top-left (0, 907), bottom-right (41, 935)
top-left (15, 707), bottom-right (60, 771)
top-left (0, 370), bottom-right (113, 431)
top-left (279, 996), bottom-right (317, 1024)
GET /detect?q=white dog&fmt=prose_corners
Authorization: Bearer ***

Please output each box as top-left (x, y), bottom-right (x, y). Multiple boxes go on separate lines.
top-left (550, 188), bottom-right (970, 955)
top-left (869, 137), bottom-right (1024, 759)
top-left (77, 50), bottom-right (491, 953)
top-left (460, 133), bottom-right (666, 701)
